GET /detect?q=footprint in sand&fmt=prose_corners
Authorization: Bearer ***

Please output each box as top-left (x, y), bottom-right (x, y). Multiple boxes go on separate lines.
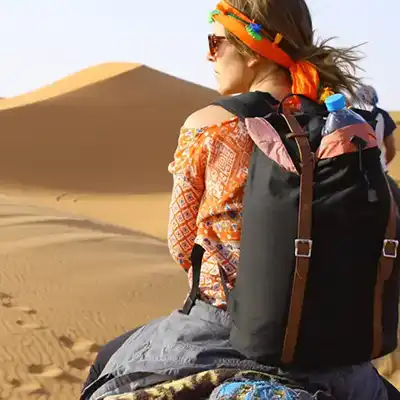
top-left (55, 192), bottom-right (78, 202)
top-left (16, 318), bottom-right (46, 330)
top-left (0, 292), bottom-right (44, 329)
top-left (67, 357), bottom-right (92, 371)
top-left (58, 335), bottom-right (99, 373)
top-left (8, 378), bottom-right (49, 396)
top-left (0, 292), bottom-right (38, 315)
top-left (58, 335), bottom-right (102, 353)
top-left (27, 363), bottom-right (81, 383)
top-left (14, 306), bottom-right (37, 315)
top-left (0, 292), bottom-right (13, 307)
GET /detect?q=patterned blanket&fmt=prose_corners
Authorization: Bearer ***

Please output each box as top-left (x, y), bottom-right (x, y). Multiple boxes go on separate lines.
top-left (103, 369), bottom-right (332, 400)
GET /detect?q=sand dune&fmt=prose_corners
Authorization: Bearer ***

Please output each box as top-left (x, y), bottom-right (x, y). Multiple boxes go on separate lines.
top-left (391, 111), bottom-right (400, 125)
top-left (0, 62), bottom-right (218, 193)
top-left (0, 63), bottom-right (141, 110)
top-left (0, 63), bottom-right (212, 399)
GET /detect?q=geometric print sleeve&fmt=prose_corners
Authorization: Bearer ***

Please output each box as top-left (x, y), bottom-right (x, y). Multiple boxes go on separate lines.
top-left (167, 127), bottom-right (208, 271)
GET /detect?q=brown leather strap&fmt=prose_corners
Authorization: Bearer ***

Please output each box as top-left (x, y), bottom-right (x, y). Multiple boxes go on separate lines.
top-left (280, 113), bottom-right (315, 364)
top-left (372, 180), bottom-right (398, 358)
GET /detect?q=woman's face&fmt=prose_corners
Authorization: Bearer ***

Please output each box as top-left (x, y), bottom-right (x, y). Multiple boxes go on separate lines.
top-left (207, 22), bottom-right (255, 95)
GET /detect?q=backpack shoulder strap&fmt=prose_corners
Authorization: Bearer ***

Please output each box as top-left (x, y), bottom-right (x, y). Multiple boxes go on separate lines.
top-left (351, 107), bottom-right (379, 131)
top-left (212, 92), bottom-right (279, 118)
top-left (280, 113), bottom-right (315, 364)
top-left (181, 92), bottom-right (278, 316)
top-left (372, 185), bottom-right (398, 358)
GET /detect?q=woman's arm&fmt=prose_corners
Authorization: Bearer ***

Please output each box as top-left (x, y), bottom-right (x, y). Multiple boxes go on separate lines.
top-left (384, 135), bottom-right (396, 165)
top-left (167, 127), bottom-right (206, 271)
top-left (167, 106), bottom-right (237, 270)
top-left (381, 109), bottom-right (397, 165)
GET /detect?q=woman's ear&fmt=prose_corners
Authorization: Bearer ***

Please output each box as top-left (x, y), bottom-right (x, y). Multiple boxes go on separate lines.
top-left (247, 55), bottom-right (261, 68)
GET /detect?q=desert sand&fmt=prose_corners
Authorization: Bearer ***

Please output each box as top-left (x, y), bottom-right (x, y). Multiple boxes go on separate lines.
top-left (0, 62), bottom-right (398, 399)
top-left (0, 62), bottom-right (216, 399)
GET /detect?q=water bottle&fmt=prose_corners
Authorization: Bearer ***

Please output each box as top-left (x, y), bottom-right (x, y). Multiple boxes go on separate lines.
top-left (322, 93), bottom-right (366, 136)
top-left (323, 93), bottom-right (378, 202)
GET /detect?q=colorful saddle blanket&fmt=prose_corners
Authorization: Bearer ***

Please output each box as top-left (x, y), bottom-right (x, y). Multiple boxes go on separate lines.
top-left (103, 369), bottom-right (333, 400)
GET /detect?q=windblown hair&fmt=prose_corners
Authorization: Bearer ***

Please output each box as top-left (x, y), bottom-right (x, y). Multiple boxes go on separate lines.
top-left (227, 0), bottom-right (364, 98)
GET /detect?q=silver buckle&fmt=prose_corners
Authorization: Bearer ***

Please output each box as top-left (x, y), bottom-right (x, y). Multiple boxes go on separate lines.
top-left (382, 239), bottom-right (399, 258)
top-left (295, 239), bottom-right (312, 258)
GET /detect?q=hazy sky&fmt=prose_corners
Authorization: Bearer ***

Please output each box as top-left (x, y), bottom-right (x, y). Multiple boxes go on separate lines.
top-left (1, 0), bottom-right (399, 109)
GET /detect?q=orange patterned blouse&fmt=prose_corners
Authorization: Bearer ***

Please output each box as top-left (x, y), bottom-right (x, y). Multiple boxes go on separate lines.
top-left (167, 117), bottom-right (253, 308)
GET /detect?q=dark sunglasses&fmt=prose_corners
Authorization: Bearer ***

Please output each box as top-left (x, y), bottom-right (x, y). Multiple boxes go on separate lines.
top-left (208, 34), bottom-right (226, 57)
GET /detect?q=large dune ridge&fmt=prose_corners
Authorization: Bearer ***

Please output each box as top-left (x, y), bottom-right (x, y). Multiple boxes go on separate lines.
top-left (0, 62), bottom-right (218, 194)
top-left (0, 63), bottom-right (399, 398)
top-left (390, 111), bottom-right (400, 123)
top-left (0, 63), bottom-right (142, 110)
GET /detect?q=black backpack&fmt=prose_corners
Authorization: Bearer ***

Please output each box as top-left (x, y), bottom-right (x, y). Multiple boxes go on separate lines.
top-left (182, 91), bottom-right (400, 370)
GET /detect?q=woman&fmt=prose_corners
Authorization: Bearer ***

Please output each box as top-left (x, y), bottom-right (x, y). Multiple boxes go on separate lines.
top-left (353, 85), bottom-right (397, 172)
top-left (351, 85), bottom-right (400, 211)
top-left (82, 1), bottom-right (393, 399)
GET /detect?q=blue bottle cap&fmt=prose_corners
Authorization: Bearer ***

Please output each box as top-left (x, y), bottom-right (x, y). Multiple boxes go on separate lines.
top-left (325, 93), bottom-right (346, 112)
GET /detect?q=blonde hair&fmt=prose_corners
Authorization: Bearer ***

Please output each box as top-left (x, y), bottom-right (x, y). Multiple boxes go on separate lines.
top-left (226, 0), bottom-right (364, 98)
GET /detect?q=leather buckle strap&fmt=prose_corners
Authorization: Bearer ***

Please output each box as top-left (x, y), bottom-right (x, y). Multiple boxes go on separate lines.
top-left (280, 113), bottom-right (314, 364)
top-left (372, 183), bottom-right (397, 358)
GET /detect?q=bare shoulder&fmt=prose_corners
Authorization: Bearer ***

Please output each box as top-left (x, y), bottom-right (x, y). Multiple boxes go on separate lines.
top-left (183, 105), bottom-right (237, 129)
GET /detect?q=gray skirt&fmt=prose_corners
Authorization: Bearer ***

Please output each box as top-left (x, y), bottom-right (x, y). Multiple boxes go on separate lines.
top-left (86, 301), bottom-right (387, 400)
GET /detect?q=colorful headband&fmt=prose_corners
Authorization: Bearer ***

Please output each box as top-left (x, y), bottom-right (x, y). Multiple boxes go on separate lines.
top-left (209, 0), bottom-right (331, 106)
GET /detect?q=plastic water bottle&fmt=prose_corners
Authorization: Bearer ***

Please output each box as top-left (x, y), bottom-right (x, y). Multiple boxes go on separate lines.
top-left (322, 93), bottom-right (367, 136)
top-left (323, 93), bottom-right (378, 202)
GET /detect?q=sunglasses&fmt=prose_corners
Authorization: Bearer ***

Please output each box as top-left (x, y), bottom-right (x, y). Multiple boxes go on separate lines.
top-left (208, 34), bottom-right (226, 57)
